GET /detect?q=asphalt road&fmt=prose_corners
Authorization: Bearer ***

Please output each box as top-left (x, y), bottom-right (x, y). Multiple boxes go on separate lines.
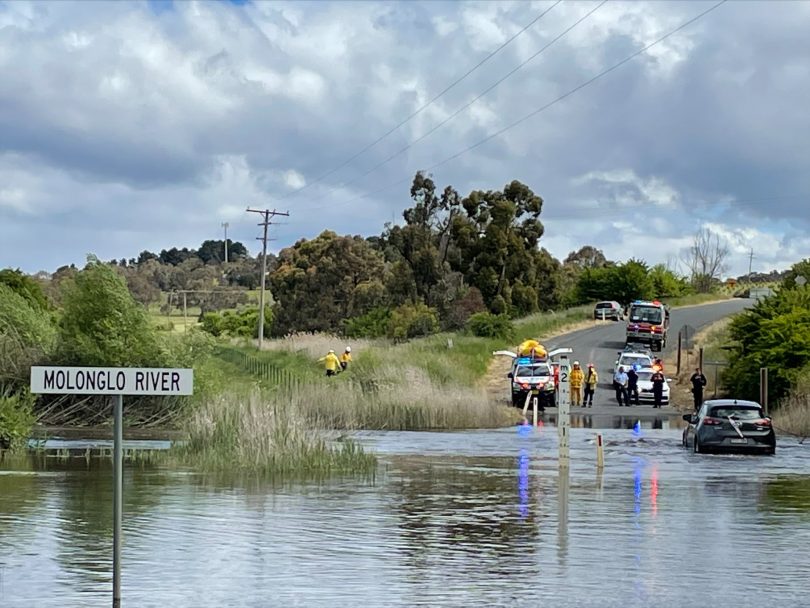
top-left (540, 298), bottom-right (753, 421)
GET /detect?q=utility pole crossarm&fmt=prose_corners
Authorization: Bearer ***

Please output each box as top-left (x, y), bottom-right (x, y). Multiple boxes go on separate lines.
top-left (245, 208), bottom-right (290, 350)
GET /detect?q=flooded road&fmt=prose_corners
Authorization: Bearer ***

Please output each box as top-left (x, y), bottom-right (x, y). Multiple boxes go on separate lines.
top-left (2, 427), bottom-right (810, 607)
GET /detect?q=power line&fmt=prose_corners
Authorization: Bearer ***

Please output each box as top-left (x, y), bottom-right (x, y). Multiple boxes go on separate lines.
top-left (310, 0), bottom-right (608, 202)
top-left (277, 1), bottom-right (563, 201)
top-left (295, 0), bottom-right (729, 216)
top-left (246, 207), bottom-right (289, 349)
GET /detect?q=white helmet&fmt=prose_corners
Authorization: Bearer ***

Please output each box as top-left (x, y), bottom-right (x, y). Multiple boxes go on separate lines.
top-left (328, 349), bottom-right (335, 354)
top-left (574, 361), bottom-right (580, 366)
top-left (345, 346), bottom-right (351, 353)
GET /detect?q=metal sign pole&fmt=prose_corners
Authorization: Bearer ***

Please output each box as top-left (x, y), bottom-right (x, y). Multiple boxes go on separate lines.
top-left (558, 356), bottom-right (571, 465)
top-left (113, 394), bottom-right (123, 608)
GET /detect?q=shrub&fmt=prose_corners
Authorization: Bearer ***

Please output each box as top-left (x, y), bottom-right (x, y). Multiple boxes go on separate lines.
top-left (387, 302), bottom-right (439, 341)
top-left (0, 268), bottom-right (50, 310)
top-left (57, 258), bottom-right (164, 367)
top-left (0, 389), bottom-right (36, 450)
top-left (0, 285), bottom-right (56, 388)
top-left (343, 307), bottom-right (392, 338)
top-left (466, 312), bottom-right (515, 341)
top-left (200, 306), bottom-right (271, 338)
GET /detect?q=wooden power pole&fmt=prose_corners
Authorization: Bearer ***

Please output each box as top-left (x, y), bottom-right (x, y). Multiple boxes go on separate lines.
top-left (246, 207), bottom-right (289, 350)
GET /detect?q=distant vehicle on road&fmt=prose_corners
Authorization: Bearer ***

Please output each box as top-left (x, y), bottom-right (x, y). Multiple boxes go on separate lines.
top-left (626, 300), bottom-right (670, 351)
top-left (634, 368), bottom-right (671, 405)
top-left (594, 301), bottom-right (624, 321)
top-left (614, 350), bottom-right (653, 374)
top-left (682, 399), bottom-right (775, 454)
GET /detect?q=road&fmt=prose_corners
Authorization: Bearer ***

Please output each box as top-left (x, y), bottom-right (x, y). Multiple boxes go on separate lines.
top-left (540, 298), bottom-right (753, 422)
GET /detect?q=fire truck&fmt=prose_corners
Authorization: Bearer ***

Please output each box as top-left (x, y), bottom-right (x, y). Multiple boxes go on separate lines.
top-left (625, 300), bottom-right (670, 352)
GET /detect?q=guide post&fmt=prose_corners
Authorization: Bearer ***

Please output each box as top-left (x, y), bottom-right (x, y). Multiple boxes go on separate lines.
top-left (30, 366), bottom-right (193, 608)
top-left (558, 356), bottom-right (571, 465)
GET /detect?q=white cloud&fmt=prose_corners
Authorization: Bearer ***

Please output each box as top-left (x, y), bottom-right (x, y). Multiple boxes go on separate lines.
top-left (574, 169), bottom-right (680, 208)
top-left (283, 169), bottom-right (306, 190)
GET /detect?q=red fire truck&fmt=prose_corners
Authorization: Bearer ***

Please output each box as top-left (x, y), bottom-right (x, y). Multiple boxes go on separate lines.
top-left (625, 300), bottom-right (670, 352)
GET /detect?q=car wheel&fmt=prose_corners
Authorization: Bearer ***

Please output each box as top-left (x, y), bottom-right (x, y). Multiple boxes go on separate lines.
top-left (767, 446), bottom-right (776, 456)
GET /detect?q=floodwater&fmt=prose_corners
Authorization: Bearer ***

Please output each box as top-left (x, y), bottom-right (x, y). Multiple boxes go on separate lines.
top-left (2, 426), bottom-right (810, 608)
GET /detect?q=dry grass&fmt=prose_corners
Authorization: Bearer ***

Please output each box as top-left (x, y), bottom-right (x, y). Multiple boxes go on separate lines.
top-left (304, 363), bottom-right (516, 430)
top-left (773, 393), bottom-right (810, 440)
top-left (260, 332), bottom-right (377, 360)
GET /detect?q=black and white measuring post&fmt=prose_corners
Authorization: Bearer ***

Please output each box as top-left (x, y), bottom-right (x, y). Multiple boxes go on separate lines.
top-left (557, 355), bottom-right (571, 465)
top-left (30, 366), bottom-right (194, 608)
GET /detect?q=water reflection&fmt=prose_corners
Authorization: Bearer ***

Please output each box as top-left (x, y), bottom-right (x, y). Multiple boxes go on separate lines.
top-left (0, 430), bottom-right (809, 607)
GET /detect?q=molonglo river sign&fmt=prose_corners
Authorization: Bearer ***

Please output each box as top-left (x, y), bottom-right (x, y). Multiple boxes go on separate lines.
top-left (30, 366), bottom-right (194, 608)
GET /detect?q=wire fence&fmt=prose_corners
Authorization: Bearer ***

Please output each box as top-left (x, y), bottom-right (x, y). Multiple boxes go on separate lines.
top-left (214, 347), bottom-right (303, 395)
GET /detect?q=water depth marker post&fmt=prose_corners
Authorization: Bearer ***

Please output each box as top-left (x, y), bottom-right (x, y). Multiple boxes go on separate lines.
top-left (557, 356), bottom-right (571, 466)
top-left (30, 366), bottom-right (194, 608)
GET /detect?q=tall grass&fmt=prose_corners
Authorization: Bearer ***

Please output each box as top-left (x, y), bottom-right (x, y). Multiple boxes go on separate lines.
top-left (173, 390), bottom-right (377, 475)
top-left (773, 393), bottom-right (810, 440)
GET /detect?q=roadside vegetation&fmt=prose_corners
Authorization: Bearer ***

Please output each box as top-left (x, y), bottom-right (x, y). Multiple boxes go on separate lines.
top-left (673, 260), bottom-right (810, 437)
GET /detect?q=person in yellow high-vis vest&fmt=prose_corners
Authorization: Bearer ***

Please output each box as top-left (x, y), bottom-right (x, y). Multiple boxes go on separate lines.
top-left (570, 361), bottom-right (585, 406)
top-left (339, 346), bottom-right (352, 371)
top-left (318, 350), bottom-right (342, 377)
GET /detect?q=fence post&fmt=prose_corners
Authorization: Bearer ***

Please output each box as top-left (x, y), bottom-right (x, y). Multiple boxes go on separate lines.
top-left (760, 367), bottom-right (769, 415)
top-left (596, 433), bottom-right (604, 469)
top-left (676, 331), bottom-right (682, 375)
top-left (698, 347), bottom-right (704, 371)
top-left (713, 364), bottom-right (719, 399)
top-left (532, 396), bottom-right (538, 427)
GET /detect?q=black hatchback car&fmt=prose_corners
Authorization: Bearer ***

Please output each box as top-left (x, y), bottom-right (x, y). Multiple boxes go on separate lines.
top-left (682, 399), bottom-right (776, 455)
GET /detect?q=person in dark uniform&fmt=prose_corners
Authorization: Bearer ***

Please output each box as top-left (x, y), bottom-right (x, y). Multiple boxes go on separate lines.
top-left (690, 368), bottom-right (707, 410)
top-left (651, 369), bottom-right (666, 408)
top-left (626, 367), bottom-right (640, 406)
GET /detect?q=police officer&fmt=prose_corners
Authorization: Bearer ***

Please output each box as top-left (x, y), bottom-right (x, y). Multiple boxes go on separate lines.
top-left (690, 367), bottom-right (707, 410)
top-left (651, 369), bottom-right (666, 408)
top-left (626, 366), bottom-right (640, 406)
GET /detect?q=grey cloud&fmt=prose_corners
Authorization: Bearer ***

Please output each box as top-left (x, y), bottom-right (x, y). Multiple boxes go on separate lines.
top-left (0, 0), bottom-right (808, 275)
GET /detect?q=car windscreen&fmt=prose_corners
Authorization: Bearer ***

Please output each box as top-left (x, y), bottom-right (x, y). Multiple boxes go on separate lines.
top-left (629, 305), bottom-right (663, 324)
top-left (595, 303), bottom-right (614, 309)
top-left (515, 365), bottom-right (550, 377)
top-left (636, 371), bottom-right (654, 381)
top-left (710, 407), bottom-right (763, 419)
top-left (621, 356), bottom-right (651, 368)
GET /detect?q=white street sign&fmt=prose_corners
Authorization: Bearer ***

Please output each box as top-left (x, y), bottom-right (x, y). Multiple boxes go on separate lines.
top-left (30, 366), bottom-right (194, 395)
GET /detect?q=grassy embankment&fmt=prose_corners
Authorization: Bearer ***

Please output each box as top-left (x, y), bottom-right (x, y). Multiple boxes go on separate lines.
top-left (213, 305), bottom-right (599, 432)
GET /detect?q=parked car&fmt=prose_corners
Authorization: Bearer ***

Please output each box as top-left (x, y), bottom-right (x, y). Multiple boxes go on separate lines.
top-left (614, 351), bottom-right (653, 375)
top-left (682, 399), bottom-right (775, 454)
top-left (634, 368), bottom-right (671, 405)
top-left (594, 301), bottom-right (624, 321)
top-left (508, 359), bottom-right (556, 408)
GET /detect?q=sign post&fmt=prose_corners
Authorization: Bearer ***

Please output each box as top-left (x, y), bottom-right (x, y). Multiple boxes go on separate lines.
top-left (30, 366), bottom-right (193, 608)
top-left (557, 356), bottom-right (571, 466)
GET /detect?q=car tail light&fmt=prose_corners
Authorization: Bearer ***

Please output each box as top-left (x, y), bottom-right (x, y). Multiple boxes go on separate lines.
top-left (753, 418), bottom-right (771, 426)
top-left (703, 416), bottom-right (724, 426)
top-left (521, 383), bottom-right (530, 390)
top-left (535, 382), bottom-right (545, 389)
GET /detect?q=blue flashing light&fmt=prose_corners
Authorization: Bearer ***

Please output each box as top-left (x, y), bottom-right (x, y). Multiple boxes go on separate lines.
top-left (517, 357), bottom-right (533, 365)
top-left (633, 363), bottom-right (641, 371)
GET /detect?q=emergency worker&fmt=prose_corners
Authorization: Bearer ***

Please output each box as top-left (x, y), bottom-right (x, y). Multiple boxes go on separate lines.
top-left (340, 346), bottom-right (352, 371)
top-left (584, 364), bottom-right (598, 407)
top-left (319, 350), bottom-right (342, 377)
top-left (570, 361), bottom-right (584, 407)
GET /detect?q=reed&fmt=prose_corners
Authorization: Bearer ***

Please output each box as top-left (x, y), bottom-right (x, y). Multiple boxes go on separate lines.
top-left (773, 392), bottom-right (810, 440)
top-left (173, 390), bottom-right (377, 475)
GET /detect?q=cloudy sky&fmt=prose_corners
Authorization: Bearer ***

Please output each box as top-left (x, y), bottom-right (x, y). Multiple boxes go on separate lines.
top-left (1, 0), bottom-right (808, 276)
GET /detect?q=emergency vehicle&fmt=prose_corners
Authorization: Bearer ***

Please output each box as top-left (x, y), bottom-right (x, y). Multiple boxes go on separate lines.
top-left (625, 300), bottom-right (670, 352)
